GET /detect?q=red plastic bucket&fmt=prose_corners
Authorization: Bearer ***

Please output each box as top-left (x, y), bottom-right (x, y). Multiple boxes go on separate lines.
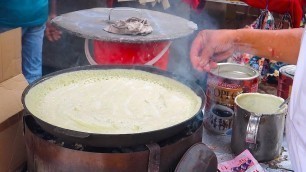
top-left (85, 39), bottom-right (171, 70)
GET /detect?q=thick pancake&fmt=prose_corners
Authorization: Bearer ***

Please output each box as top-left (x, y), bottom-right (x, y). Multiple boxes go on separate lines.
top-left (25, 69), bottom-right (202, 134)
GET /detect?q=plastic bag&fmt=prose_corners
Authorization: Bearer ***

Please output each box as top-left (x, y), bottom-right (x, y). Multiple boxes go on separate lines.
top-left (218, 149), bottom-right (264, 172)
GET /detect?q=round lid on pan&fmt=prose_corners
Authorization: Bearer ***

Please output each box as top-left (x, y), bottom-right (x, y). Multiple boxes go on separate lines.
top-left (51, 7), bottom-right (198, 43)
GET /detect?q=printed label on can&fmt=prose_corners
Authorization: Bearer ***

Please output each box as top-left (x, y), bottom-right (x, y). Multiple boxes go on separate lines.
top-left (205, 79), bottom-right (244, 135)
top-left (277, 65), bottom-right (295, 99)
top-left (206, 83), bottom-right (243, 106)
top-left (204, 65), bottom-right (259, 135)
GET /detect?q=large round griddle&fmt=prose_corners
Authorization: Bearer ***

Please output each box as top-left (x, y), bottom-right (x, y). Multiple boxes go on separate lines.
top-left (51, 7), bottom-right (198, 43)
top-left (22, 65), bottom-right (205, 147)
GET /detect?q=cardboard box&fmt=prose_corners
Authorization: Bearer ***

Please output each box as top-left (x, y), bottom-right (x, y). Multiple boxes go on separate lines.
top-left (0, 28), bottom-right (22, 83)
top-left (0, 28), bottom-right (28, 171)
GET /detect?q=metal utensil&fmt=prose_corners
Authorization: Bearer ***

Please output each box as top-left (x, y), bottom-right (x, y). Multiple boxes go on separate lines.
top-left (232, 93), bottom-right (287, 162)
top-left (278, 97), bottom-right (290, 111)
top-left (175, 143), bottom-right (218, 172)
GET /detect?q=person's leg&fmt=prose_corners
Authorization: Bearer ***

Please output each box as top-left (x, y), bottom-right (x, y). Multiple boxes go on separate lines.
top-left (22, 24), bottom-right (46, 83)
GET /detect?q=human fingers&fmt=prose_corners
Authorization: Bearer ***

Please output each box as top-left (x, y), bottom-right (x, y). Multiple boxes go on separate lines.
top-left (50, 29), bottom-right (61, 41)
top-left (45, 27), bottom-right (55, 42)
top-left (199, 50), bottom-right (234, 71)
top-left (48, 33), bottom-right (55, 42)
top-left (212, 50), bottom-right (234, 62)
top-left (198, 42), bottom-right (215, 70)
top-left (202, 61), bottom-right (218, 71)
top-left (190, 31), bottom-right (206, 70)
top-left (52, 27), bottom-right (62, 41)
top-left (204, 61), bottom-right (218, 71)
top-left (190, 56), bottom-right (203, 71)
top-left (52, 33), bottom-right (61, 41)
top-left (47, 28), bottom-right (62, 42)
top-left (52, 27), bottom-right (62, 35)
top-left (49, 33), bottom-right (60, 42)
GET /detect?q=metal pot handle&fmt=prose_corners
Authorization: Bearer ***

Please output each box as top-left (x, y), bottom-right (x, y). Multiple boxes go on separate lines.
top-left (146, 143), bottom-right (160, 172)
top-left (245, 113), bottom-right (261, 150)
top-left (145, 41), bottom-right (171, 66)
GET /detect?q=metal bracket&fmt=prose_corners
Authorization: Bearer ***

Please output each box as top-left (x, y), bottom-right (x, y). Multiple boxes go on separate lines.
top-left (146, 143), bottom-right (160, 172)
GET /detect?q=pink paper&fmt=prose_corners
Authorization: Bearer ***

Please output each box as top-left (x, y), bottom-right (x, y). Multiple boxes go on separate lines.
top-left (218, 149), bottom-right (264, 172)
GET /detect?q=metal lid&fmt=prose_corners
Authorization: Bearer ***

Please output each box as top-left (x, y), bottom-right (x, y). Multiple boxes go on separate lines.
top-left (51, 7), bottom-right (198, 43)
top-left (210, 63), bottom-right (259, 80)
top-left (279, 65), bottom-right (296, 78)
top-left (175, 143), bottom-right (217, 172)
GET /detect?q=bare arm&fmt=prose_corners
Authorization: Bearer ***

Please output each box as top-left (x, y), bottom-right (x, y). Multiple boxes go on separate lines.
top-left (190, 28), bottom-right (303, 71)
top-left (50, 0), bottom-right (57, 15)
top-left (45, 0), bottom-right (62, 42)
top-left (235, 28), bottom-right (303, 64)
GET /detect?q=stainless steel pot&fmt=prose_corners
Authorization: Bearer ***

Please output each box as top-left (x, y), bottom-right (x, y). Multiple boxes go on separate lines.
top-left (231, 93), bottom-right (287, 162)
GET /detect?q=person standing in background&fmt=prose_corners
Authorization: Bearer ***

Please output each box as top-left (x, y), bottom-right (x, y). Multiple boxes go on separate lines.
top-left (42, 0), bottom-right (108, 73)
top-left (0, 0), bottom-right (61, 83)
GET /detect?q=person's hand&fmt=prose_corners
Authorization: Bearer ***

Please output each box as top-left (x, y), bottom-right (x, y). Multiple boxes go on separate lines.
top-left (45, 14), bottom-right (62, 42)
top-left (190, 30), bottom-right (237, 71)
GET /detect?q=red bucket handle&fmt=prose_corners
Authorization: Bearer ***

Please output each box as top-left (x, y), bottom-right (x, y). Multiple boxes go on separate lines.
top-left (84, 39), bottom-right (172, 65)
top-left (84, 39), bottom-right (98, 65)
top-left (145, 41), bottom-right (171, 65)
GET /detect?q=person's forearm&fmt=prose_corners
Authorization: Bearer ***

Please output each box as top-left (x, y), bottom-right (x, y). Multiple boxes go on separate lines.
top-left (50, 0), bottom-right (57, 15)
top-left (233, 28), bottom-right (303, 64)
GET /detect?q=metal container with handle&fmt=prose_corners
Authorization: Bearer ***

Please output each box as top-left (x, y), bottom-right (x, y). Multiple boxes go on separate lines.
top-left (231, 93), bottom-right (287, 162)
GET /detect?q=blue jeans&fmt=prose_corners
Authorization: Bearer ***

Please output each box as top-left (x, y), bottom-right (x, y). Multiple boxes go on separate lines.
top-left (0, 24), bottom-right (45, 83)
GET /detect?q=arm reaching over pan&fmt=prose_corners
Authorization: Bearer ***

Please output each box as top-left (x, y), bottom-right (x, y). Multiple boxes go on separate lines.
top-left (190, 28), bottom-right (303, 71)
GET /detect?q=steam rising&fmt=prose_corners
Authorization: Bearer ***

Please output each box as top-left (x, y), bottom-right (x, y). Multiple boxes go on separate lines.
top-left (44, 0), bottom-right (221, 90)
top-left (166, 3), bottom-right (220, 88)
